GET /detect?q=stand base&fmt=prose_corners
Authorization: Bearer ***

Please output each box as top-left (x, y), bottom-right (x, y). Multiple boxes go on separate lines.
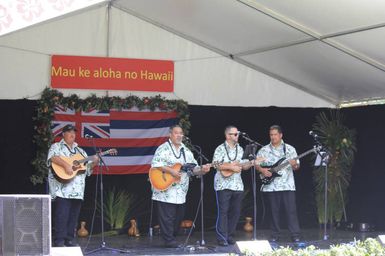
top-left (85, 243), bottom-right (130, 255)
top-left (182, 244), bottom-right (216, 253)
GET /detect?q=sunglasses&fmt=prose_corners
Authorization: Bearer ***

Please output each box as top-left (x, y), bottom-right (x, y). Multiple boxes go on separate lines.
top-left (228, 132), bottom-right (239, 136)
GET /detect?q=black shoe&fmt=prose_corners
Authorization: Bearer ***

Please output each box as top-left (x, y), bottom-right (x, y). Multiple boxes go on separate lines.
top-left (164, 241), bottom-right (179, 248)
top-left (291, 236), bottom-right (300, 243)
top-left (64, 240), bottom-right (78, 247)
top-left (269, 236), bottom-right (279, 243)
top-left (217, 240), bottom-right (229, 246)
top-left (227, 237), bottom-right (236, 245)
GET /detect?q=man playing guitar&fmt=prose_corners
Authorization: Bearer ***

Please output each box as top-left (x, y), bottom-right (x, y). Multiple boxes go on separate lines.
top-left (256, 125), bottom-right (301, 243)
top-left (150, 124), bottom-right (211, 248)
top-left (47, 124), bottom-right (99, 247)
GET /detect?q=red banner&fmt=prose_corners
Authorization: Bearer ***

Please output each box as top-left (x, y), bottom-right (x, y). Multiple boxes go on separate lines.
top-left (51, 55), bottom-right (174, 92)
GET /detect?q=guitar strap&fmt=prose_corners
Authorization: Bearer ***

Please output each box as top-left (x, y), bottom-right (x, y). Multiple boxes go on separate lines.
top-left (64, 144), bottom-right (77, 155)
top-left (64, 143), bottom-right (87, 158)
top-left (75, 147), bottom-right (87, 158)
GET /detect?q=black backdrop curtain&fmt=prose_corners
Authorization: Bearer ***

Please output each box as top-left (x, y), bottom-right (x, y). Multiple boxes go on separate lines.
top-left (1, 100), bottom-right (384, 232)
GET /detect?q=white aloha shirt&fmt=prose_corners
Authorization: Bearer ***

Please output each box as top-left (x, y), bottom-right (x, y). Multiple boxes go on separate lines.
top-left (151, 139), bottom-right (197, 204)
top-left (47, 139), bottom-right (93, 200)
top-left (213, 142), bottom-right (246, 191)
top-left (257, 140), bottom-right (299, 192)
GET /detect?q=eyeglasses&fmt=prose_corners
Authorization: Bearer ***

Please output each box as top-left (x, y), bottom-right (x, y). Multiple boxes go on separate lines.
top-left (228, 133), bottom-right (239, 136)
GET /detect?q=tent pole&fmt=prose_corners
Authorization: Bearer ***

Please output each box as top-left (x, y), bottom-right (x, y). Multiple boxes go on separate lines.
top-left (106, 1), bottom-right (112, 57)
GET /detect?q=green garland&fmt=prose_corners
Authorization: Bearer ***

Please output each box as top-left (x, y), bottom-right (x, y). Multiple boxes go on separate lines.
top-left (31, 88), bottom-right (190, 185)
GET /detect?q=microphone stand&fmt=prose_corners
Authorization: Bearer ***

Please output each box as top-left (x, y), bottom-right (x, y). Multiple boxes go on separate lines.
top-left (311, 135), bottom-right (331, 241)
top-left (182, 138), bottom-right (212, 251)
top-left (85, 138), bottom-right (129, 255)
top-left (239, 133), bottom-right (263, 241)
top-left (321, 151), bottom-right (330, 241)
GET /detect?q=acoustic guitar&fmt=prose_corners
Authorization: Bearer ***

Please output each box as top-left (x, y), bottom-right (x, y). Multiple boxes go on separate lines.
top-left (51, 148), bottom-right (117, 182)
top-left (219, 157), bottom-right (265, 178)
top-left (149, 162), bottom-right (221, 191)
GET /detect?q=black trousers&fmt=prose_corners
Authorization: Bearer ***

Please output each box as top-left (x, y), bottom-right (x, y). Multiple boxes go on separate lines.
top-left (53, 197), bottom-right (82, 245)
top-left (215, 189), bottom-right (243, 242)
top-left (156, 201), bottom-right (185, 243)
top-left (265, 191), bottom-right (300, 237)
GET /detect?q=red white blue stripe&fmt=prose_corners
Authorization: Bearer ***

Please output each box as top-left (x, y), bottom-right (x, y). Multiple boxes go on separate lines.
top-left (52, 106), bottom-right (178, 174)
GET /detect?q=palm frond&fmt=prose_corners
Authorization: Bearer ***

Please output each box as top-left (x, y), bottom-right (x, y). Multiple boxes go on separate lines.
top-left (312, 110), bottom-right (356, 224)
top-left (97, 187), bottom-right (136, 231)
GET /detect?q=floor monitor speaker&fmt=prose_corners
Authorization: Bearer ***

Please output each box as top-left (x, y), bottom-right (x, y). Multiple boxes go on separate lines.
top-left (0, 194), bottom-right (51, 256)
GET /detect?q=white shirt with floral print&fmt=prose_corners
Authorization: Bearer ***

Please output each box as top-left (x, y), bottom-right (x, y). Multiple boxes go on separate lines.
top-left (47, 139), bottom-right (93, 200)
top-left (213, 142), bottom-right (246, 191)
top-left (257, 140), bottom-right (298, 192)
top-left (151, 140), bottom-right (197, 204)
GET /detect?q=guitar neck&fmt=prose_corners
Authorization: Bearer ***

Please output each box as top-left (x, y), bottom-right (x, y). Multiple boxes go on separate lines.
top-left (239, 160), bottom-right (255, 167)
top-left (295, 148), bottom-right (317, 160)
top-left (75, 150), bottom-right (112, 164)
top-left (272, 148), bottom-right (316, 172)
top-left (197, 161), bottom-right (221, 170)
top-left (76, 155), bottom-right (95, 165)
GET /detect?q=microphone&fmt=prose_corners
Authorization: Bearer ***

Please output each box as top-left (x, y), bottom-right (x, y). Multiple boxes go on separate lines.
top-left (85, 134), bottom-right (93, 139)
top-left (237, 131), bottom-right (248, 136)
top-left (309, 131), bottom-right (318, 138)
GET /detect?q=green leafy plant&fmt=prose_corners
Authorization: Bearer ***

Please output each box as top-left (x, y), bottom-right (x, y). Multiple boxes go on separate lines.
top-left (98, 187), bottom-right (148, 235)
top-left (101, 187), bottom-right (133, 232)
top-left (249, 238), bottom-right (385, 256)
top-left (31, 88), bottom-right (190, 184)
top-left (311, 111), bottom-right (356, 225)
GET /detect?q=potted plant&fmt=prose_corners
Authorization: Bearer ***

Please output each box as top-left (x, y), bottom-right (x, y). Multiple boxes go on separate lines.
top-left (312, 111), bottom-right (356, 226)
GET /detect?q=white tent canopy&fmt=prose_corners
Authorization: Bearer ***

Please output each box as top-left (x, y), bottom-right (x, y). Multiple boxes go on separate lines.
top-left (1, 0), bottom-right (384, 108)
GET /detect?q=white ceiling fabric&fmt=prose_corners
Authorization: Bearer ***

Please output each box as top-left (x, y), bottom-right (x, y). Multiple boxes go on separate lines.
top-left (3, 0), bottom-right (383, 107)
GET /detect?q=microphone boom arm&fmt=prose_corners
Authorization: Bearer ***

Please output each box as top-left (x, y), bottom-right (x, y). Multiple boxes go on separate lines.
top-left (239, 132), bottom-right (264, 147)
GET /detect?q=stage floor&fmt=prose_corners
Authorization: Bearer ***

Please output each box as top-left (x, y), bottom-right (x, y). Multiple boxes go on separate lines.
top-left (75, 228), bottom-right (382, 255)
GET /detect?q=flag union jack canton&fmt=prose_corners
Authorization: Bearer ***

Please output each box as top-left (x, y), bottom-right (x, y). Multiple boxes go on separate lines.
top-left (52, 105), bottom-right (178, 174)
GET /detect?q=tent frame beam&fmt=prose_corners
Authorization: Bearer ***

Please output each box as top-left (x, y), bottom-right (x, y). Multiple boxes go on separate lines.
top-left (237, 0), bottom-right (385, 73)
top-left (112, 2), bottom-right (337, 105)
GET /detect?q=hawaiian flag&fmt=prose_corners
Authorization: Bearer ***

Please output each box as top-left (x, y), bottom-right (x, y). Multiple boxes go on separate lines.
top-left (52, 105), bottom-right (178, 174)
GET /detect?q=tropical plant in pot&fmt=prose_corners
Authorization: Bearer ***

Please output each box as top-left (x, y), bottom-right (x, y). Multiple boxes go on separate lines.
top-left (312, 111), bottom-right (356, 226)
